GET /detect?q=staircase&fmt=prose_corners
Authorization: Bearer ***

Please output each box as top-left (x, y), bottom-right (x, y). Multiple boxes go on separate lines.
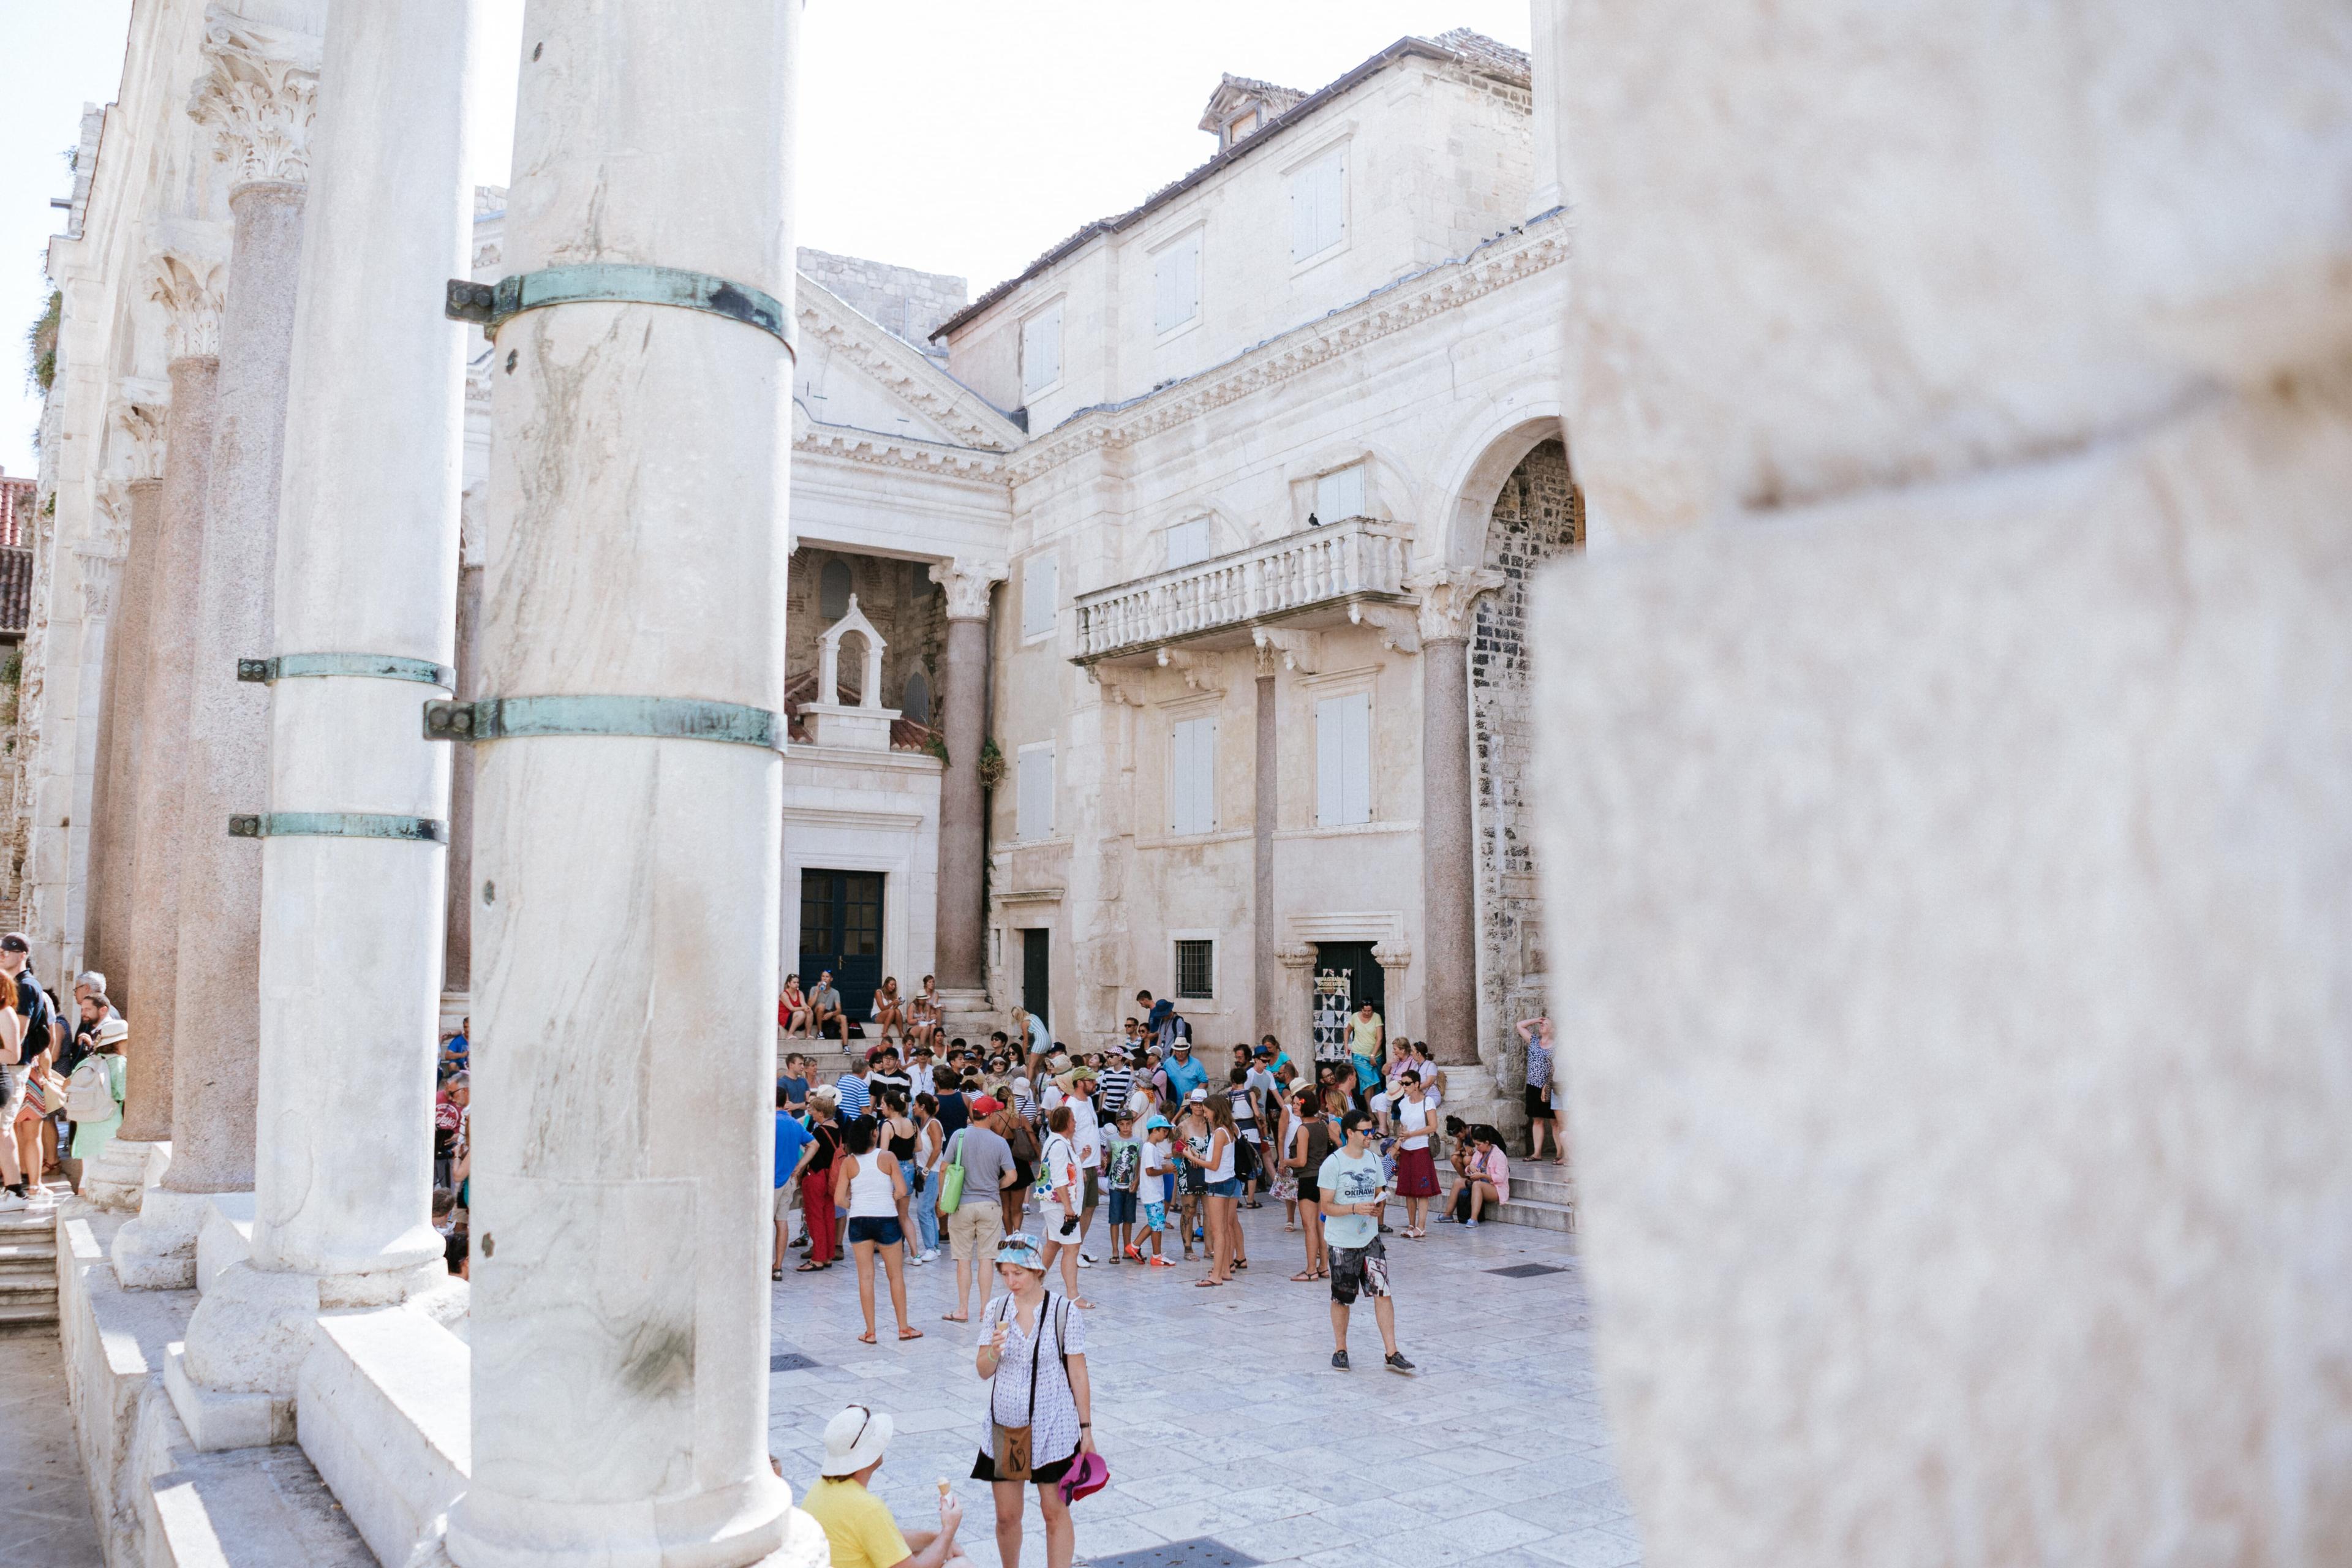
top-left (0, 1200), bottom-right (60, 1338)
top-left (1486, 1158), bottom-right (1577, 1233)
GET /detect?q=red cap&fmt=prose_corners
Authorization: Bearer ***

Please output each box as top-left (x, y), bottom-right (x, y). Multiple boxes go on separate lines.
top-left (970, 1095), bottom-right (1003, 1115)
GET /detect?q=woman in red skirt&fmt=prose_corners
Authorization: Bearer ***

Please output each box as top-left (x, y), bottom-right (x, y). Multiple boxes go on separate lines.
top-left (797, 1087), bottom-right (843, 1270)
top-left (1390, 1071), bottom-right (1443, 1238)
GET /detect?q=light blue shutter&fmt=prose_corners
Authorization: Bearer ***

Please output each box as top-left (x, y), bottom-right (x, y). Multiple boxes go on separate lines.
top-left (1316, 698), bottom-right (1345, 824)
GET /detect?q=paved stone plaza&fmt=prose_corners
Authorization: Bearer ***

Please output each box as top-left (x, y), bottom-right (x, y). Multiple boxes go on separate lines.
top-left (1, 1327), bottom-right (105, 1568)
top-left (764, 1205), bottom-right (1639, 1568)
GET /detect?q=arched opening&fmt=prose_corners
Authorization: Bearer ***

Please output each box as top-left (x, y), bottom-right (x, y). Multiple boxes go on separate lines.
top-left (819, 557), bottom-right (851, 620)
top-left (901, 668), bottom-right (932, 725)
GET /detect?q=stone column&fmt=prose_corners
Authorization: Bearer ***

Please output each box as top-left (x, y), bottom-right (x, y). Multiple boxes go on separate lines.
top-left (115, 14), bottom-right (318, 1275)
top-left (442, 559), bottom-right (481, 1009)
top-left (1254, 647), bottom-right (1278, 1040)
top-left (169, 0), bottom-right (470, 1450)
top-left (443, 1), bottom-right (819, 1562)
top-left (74, 480), bottom-right (135, 978)
top-left (1412, 568), bottom-right (1500, 1066)
top-left (92, 262), bottom-right (221, 1210)
top-left (83, 398), bottom-right (166, 987)
top-left (930, 559), bottom-right (1003, 1000)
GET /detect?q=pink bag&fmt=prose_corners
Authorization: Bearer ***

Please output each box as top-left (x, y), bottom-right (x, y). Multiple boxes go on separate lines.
top-left (1057, 1450), bottom-right (1108, 1506)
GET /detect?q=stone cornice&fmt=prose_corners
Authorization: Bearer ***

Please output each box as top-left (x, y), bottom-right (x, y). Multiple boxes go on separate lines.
top-left (792, 421), bottom-right (1008, 481)
top-left (1006, 214), bottom-right (1570, 486)
top-left (190, 7), bottom-right (320, 190)
top-left (796, 282), bottom-right (1025, 451)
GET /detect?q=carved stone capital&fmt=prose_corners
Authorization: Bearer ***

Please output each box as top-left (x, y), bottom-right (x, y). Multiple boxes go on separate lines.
top-left (1370, 943), bottom-right (1413, 976)
top-left (149, 252), bottom-right (224, 361)
top-left (930, 559), bottom-right (1007, 622)
top-left (110, 399), bottom-right (169, 483)
top-left (189, 8), bottom-right (320, 191)
top-left (1276, 944), bottom-right (1319, 971)
top-left (1408, 567), bottom-right (1506, 643)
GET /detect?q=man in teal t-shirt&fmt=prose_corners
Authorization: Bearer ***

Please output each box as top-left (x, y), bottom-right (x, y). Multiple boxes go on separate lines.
top-left (1317, 1109), bottom-right (1412, 1375)
top-left (1163, 1038), bottom-right (1208, 1104)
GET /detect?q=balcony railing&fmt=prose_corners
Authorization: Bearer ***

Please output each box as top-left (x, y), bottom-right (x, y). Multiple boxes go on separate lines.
top-left (1072, 517), bottom-right (1413, 662)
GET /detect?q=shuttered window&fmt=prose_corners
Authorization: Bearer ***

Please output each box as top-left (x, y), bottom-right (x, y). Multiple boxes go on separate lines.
top-left (1169, 716), bottom-right (1217, 835)
top-left (1314, 464), bottom-right (1365, 522)
top-left (1017, 743), bottom-right (1055, 841)
top-left (1164, 516), bottom-right (1213, 570)
top-left (1153, 233), bottom-right (1200, 334)
top-left (1021, 552), bottom-right (1058, 641)
top-left (1314, 693), bottom-right (1372, 826)
top-left (1289, 149), bottom-right (1347, 263)
top-left (1021, 304), bottom-right (1062, 394)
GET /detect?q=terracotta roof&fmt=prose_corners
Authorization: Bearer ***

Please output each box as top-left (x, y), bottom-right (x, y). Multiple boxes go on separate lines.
top-left (931, 29), bottom-right (1532, 344)
top-left (0, 546), bottom-right (32, 639)
top-left (783, 668), bottom-right (943, 755)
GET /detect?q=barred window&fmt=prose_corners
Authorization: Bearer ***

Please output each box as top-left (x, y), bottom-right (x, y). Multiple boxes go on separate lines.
top-left (1174, 940), bottom-right (1215, 1001)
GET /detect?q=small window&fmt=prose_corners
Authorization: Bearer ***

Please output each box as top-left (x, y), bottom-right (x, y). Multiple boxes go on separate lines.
top-left (1315, 692), bottom-right (1372, 826)
top-left (819, 559), bottom-right (852, 619)
top-left (1169, 715), bottom-right (1216, 835)
top-left (1289, 148), bottom-right (1346, 263)
top-left (1017, 743), bottom-right (1055, 841)
top-left (1164, 517), bottom-right (1213, 570)
top-left (907, 562), bottom-right (930, 601)
top-left (1153, 233), bottom-right (1200, 335)
top-left (1314, 465), bottom-right (1365, 522)
top-left (1021, 304), bottom-right (1063, 396)
top-left (1175, 939), bottom-right (1215, 1000)
top-left (1021, 552), bottom-right (1058, 641)
top-left (901, 669), bottom-right (932, 725)
top-left (1225, 110), bottom-right (1257, 148)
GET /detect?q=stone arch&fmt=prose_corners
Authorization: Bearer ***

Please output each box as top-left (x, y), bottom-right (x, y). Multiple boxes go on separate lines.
top-left (1467, 437), bottom-right (1581, 1107)
top-left (1430, 398), bottom-right (1567, 570)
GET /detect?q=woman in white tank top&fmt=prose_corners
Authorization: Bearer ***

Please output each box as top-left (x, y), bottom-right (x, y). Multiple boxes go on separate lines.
top-left (831, 1117), bottom-right (918, 1343)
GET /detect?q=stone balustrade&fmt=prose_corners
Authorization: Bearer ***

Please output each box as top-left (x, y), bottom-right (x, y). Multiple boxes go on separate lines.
top-left (1073, 515), bottom-right (1414, 661)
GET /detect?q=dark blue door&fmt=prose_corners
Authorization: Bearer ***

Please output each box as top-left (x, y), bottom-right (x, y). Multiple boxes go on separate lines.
top-left (798, 870), bottom-right (884, 1027)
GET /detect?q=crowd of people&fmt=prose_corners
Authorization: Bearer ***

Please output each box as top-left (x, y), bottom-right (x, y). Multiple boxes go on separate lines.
top-left (0, 936), bottom-right (135, 1212)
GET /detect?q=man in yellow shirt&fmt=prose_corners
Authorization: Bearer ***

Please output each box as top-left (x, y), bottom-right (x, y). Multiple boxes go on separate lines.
top-left (801, 1404), bottom-right (971, 1568)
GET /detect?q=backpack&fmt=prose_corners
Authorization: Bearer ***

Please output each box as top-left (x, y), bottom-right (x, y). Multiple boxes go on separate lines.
top-left (1230, 1131), bottom-right (1259, 1185)
top-left (16, 974), bottom-right (51, 1062)
top-left (66, 1055), bottom-right (116, 1123)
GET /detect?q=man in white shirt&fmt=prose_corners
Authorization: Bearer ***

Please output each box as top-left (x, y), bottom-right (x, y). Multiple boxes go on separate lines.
top-left (1068, 1070), bottom-right (1104, 1264)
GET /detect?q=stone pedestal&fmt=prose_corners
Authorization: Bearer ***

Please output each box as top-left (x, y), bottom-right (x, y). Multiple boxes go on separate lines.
top-left (442, 2), bottom-right (815, 1562)
top-left (80, 1137), bottom-right (170, 1214)
top-left (930, 568), bottom-right (1000, 993)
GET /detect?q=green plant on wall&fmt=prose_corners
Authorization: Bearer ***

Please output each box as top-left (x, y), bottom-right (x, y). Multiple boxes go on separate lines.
top-left (977, 736), bottom-right (1005, 790)
top-left (26, 290), bottom-right (61, 396)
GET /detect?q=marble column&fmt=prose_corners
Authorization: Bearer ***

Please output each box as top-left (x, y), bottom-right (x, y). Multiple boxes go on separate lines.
top-left (170, 0), bottom-right (470, 1450)
top-left (68, 526), bottom-right (127, 975)
top-left (94, 262), bottom-right (221, 1211)
top-left (1413, 569), bottom-right (1501, 1066)
top-left (84, 404), bottom-right (164, 990)
top-left (1253, 648), bottom-right (1278, 1041)
top-left (443, 1), bottom-right (818, 1562)
top-left (930, 560), bottom-right (1002, 998)
top-left (115, 15), bottom-right (318, 1277)
top-left (442, 560), bottom-right (481, 1008)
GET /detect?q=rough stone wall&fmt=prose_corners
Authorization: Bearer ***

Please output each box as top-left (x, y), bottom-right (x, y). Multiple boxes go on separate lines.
top-left (795, 247), bottom-right (966, 359)
top-left (1470, 439), bottom-right (1579, 1096)
top-left (785, 547), bottom-right (944, 716)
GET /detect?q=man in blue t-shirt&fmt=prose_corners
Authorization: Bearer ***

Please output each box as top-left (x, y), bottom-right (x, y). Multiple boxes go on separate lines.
top-left (1318, 1109), bottom-right (1414, 1375)
top-left (774, 1087), bottom-right (815, 1277)
top-left (1162, 1038), bottom-right (1207, 1104)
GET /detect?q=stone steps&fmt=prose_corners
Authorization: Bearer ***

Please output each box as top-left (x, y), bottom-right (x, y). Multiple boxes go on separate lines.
top-left (0, 1202), bottom-right (59, 1336)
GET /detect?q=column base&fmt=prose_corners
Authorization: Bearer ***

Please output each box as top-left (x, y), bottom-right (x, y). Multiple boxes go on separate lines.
top-left (444, 1478), bottom-right (826, 1568)
top-left (111, 1185), bottom-right (221, 1289)
top-left (80, 1137), bottom-right (171, 1212)
top-left (170, 1254), bottom-right (451, 1452)
top-left (933, 987), bottom-right (1000, 1044)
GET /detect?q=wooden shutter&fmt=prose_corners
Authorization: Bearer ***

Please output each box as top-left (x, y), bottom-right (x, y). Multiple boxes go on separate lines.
top-left (1018, 745), bottom-right (1054, 840)
top-left (1022, 554), bottom-right (1057, 639)
top-left (1316, 693), bottom-right (1370, 825)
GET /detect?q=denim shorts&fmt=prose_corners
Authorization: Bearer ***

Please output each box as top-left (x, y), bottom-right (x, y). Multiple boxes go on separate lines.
top-left (1207, 1177), bottom-right (1244, 1199)
top-left (845, 1215), bottom-right (903, 1249)
top-left (1105, 1189), bottom-right (1138, 1225)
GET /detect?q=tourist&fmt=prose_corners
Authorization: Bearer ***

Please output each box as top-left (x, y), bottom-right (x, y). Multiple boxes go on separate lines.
top-left (1101, 1104), bottom-right (1142, 1264)
top-left (1009, 1005), bottom-right (1050, 1065)
top-left (872, 976), bottom-right (906, 1046)
top-left (1175, 1091), bottom-right (1209, 1262)
top-left (835, 1050), bottom-right (875, 1125)
top-left (811, 969), bottom-right (849, 1044)
top-left (833, 1115), bottom-right (920, 1343)
top-left (912, 1091), bottom-right (944, 1263)
top-left (803, 1404), bottom-right (971, 1568)
top-left (995, 1103), bottom-right (1036, 1238)
top-left (1162, 1036), bottom-right (1207, 1104)
top-left (935, 1068), bottom-right (970, 1139)
top-left (1181, 1088), bottom-right (1240, 1286)
top-left (14, 1014), bottom-right (61, 1189)
top-left (909, 976), bottom-right (943, 1053)
top-left (1319, 1108), bottom-right (1414, 1373)
top-left (1141, 1046), bottom-right (1170, 1114)
top-left (909, 1042), bottom-right (938, 1100)
top-left (872, 1046), bottom-right (913, 1106)
top-left (1287, 1087), bottom-right (1333, 1281)
top-left (1392, 1071), bottom-right (1442, 1238)
top-left (434, 1075), bottom-right (466, 1189)
top-left (1438, 1115), bottom-right (1474, 1220)
top-left (1136, 989), bottom-right (1169, 1046)
top-left (1092, 1052), bottom-right (1134, 1125)
top-left (1225, 1065), bottom-right (1264, 1209)
top-left (774, 1083), bottom-right (815, 1279)
top-left (1517, 1015), bottom-right (1566, 1163)
top-left (880, 1090), bottom-right (924, 1264)
top-left (441, 1017), bottom-right (470, 1074)
top-left (941, 1093), bottom-right (1017, 1323)
top-left (1346, 1000), bottom-right (1384, 1096)
top-left (63, 1017), bottom-right (128, 1188)
top-left (0, 959), bottom-right (28, 1208)
top-left (1268, 1076), bottom-right (1300, 1229)
top-left (973, 1234), bottom-right (1095, 1568)
top-left (778, 1051), bottom-right (812, 1120)
top-left (1035, 1105), bottom-right (1095, 1309)
top-left (779, 973), bottom-right (812, 1038)
top-left (1136, 1115), bottom-right (1175, 1267)
top-left (1065, 1066), bottom-right (1103, 1265)
top-left (1459, 1126), bottom-right (1511, 1228)
top-left (797, 1087), bottom-right (843, 1272)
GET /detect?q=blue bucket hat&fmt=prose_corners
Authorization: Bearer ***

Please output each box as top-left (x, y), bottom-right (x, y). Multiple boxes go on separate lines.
top-left (995, 1232), bottom-right (1046, 1270)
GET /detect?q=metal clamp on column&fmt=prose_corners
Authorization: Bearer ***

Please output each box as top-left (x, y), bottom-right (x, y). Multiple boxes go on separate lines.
top-left (238, 652), bottom-right (456, 688)
top-left (423, 695), bottom-right (786, 753)
top-left (445, 263), bottom-right (794, 353)
top-left (228, 812), bottom-right (448, 843)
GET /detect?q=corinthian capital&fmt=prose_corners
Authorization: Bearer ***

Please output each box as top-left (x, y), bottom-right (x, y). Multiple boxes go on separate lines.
top-left (149, 252), bottom-right (225, 361)
top-left (1407, 567), bottom-right (1505, 643)
top-left (189, 8), bottom-right (321, 190)
top-left (111, 399), bottom-right (169, 484)
top-left (930, 559), bottom-right (1008, 622)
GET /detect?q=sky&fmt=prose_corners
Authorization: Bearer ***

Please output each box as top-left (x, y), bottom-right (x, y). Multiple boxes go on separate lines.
top-left (1, 1), bottom-right (1532, 477)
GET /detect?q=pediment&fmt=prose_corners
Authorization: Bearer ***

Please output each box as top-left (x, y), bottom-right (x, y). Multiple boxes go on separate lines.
top-left (794, 277), bottom-right (1027, 453)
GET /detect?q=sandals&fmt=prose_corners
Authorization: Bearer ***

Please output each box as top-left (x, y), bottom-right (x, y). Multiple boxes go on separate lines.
top-left (942, 1311), bottom-right (969, 1322)
top-left (1291, 1269), bottom-right (1319, 1282)
top-left (897, 1327), bottom-right (924, 1341)
top-left (1194, 1278), bottom-right (1224, 1288)
top-left (858, 1331), bottom-right (878, 1344)
top-left (772, 1267), bottom-right (785, 1280)
top-left (795, 1260), bottom-right (829, 1273)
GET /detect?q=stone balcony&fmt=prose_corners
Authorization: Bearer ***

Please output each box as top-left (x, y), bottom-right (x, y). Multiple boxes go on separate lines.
top-left (1071, 516), bottom-right (1415, 663)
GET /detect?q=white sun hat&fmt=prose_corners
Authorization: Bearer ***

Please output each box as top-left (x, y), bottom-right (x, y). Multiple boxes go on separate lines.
top-left (818, 1404), bottom-right (895, 1477)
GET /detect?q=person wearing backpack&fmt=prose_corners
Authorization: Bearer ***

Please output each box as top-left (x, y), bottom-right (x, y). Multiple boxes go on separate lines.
top-left (65, 1016), bottom-right (127, 1178)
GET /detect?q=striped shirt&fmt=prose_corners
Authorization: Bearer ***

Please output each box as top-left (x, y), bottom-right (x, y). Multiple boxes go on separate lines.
top-left (1095, 1067), bottom-right (1136, 1117)
top-left (835, 1072), bottom-right (872, 1121)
